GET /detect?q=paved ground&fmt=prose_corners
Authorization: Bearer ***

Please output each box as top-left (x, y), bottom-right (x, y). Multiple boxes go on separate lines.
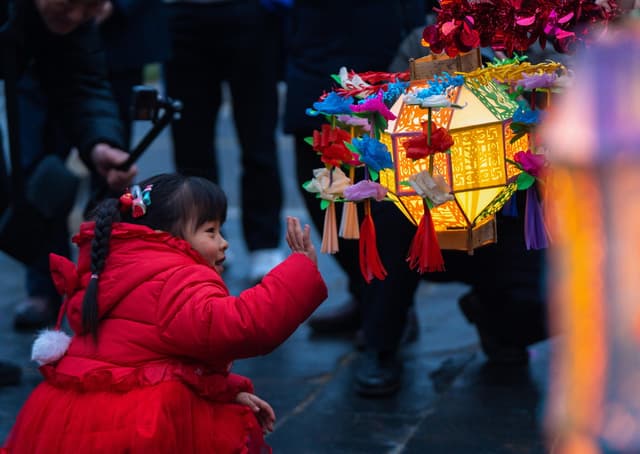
top-left (0, 83), bottom-right (552, 453)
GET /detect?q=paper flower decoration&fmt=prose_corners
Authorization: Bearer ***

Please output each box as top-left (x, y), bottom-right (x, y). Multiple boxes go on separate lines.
top-left (336, 114), bottom-right (371, 132)
top-left (338, 67), bottom-right (375, 98)
top-left (304, 167), bottom-right (352, 255)
top-left (405, 93), bottom-right (451, 109)
top-left (350, 90), bottom-right (397, 121)
top-left (517, 72), bottom-right (558, 90)
top-left (514, 150), bottom-right (547, 177)
top-left (339, 66), bottom-right (370, 90)
top-left (303, 167), bottom-right (351, 202)
top-left (510, 107), bottom-right (543, 143)
top-left (384, 81), bottom-right (410, 105)
top-left (512, 107), bottom-right (542, 125)
top-left (312, 124), bottom-right (353, 167)
top-left (343, 180), bottom-right (388, 202)
top-left (307, 92), bottom-right (354, 116)
top-left (408, 171), bottom-right (454, 207)
top-left (402, 122), bottom-right (454, 160)
top-left (351, 136), bottom-right (393, 173)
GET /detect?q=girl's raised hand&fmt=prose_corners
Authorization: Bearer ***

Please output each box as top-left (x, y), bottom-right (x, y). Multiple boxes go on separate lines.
top-left (285, 216), bottom-right (317, 267)
top-left (235, 392), bottom-right (276, 434)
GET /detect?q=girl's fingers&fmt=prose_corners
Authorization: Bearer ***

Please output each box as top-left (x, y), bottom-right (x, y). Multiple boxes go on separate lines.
top-left (286, 216), bottom-right (305, 252)
top-left (252, 395), bottom-right (276, 421)
top-left (302, 224), bottom-right (312, 250)
top-left (285, 217), bottom-right (297, 250)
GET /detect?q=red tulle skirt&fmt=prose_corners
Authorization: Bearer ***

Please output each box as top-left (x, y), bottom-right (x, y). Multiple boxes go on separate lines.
top-left (2, 380), bottom-right (270, 454)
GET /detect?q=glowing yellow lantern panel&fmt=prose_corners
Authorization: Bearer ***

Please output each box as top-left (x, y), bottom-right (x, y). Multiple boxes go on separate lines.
top-left (380, 79), bottom-right (529, 252)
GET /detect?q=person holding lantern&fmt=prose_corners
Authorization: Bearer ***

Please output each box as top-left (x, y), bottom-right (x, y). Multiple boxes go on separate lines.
top-left (283, 0), bottom-right (429, 396)
top-left (285, 0), bottom-right (575, 397)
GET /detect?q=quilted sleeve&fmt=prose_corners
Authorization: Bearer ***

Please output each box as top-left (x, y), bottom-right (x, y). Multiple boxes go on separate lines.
top-left (157, 254), bottom-right (328, 364)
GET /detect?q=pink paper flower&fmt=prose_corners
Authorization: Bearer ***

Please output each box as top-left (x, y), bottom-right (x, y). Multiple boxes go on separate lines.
top-left (336, 114), bottom-right (371, 132)
top-left (343, 180), bottom-right (388, 202)
top-left (517, 73), bottom-right (557, 90)
top-left (514, 150), bottom-right (546, 177)
top-left (350, 90), bottom-right (396, 121)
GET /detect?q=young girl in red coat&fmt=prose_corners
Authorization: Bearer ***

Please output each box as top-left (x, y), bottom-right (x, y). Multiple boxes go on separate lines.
top-left (2, 173), bottom-right (328, 453)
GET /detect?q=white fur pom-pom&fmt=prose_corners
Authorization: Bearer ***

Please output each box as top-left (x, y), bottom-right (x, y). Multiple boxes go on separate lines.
top-left (31, 330), bottom-right (72, 366)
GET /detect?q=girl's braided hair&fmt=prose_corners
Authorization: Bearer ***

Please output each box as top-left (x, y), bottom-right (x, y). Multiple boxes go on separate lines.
top-left (82, 173), bottom-right (227, 340)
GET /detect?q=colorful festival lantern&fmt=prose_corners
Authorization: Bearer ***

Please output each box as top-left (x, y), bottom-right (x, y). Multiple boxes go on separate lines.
top-left (542, 21), bottom-right (640, 454)
top-left (379, 66), bottom-right (531, 252)
top-left (303, 56), bottom-right (561, 277)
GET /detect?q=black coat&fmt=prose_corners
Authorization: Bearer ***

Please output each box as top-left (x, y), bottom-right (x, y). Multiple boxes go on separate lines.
top-left (0, 0), bottom-right (124, 170)
top-left (283, 0), bottom-right (426, 134)
top-left (100, 0), bottom-right (170, 71)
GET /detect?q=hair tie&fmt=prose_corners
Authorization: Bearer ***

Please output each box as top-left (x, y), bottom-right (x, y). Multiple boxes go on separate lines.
top-left (90, 273), bottom-right (99, 281)
top-left (119, 184), bottom-right (153, 218)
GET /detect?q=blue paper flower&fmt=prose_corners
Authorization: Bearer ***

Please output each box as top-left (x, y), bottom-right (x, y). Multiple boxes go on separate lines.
top-left (352, 135), bottom-right (393, 172)
top-left (384, 81), bottom-right (409, 105)
top-left (413, 72), bottom-right (464, 99)
top-left (309, 92), bottom-right (354, 115)
top-left (512, 106), bottom-right (542, 125)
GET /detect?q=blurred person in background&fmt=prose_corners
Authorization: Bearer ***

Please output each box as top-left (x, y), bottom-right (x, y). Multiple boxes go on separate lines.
top-left (12, 0), bottom-right (169, 331)
top-left (96, 0), bottom-right (170, 148)
top-left (283, 0), bottom-right (429, 397)
top-left (0, 0), bottom-right (136, 382)
top-left (164, 0), bottom-right (285, 284)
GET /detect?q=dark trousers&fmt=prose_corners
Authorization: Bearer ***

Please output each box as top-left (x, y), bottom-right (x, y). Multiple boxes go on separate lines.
top-left (17, 71), bottom-right (71, 301)
top-left (165, 0), bottom-right (283, 251)
top-left (432, 198), bottom-right (548, 348)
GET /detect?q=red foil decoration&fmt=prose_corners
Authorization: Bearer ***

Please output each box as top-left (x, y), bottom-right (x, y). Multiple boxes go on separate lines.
top-left (422, 0), bottom-right (621, 57)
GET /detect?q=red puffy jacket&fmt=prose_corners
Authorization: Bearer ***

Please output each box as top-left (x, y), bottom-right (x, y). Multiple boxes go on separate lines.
top-left (4, 222), bottom-right (327, 453)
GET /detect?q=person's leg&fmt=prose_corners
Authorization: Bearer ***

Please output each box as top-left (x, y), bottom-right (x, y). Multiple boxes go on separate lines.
top-left (0, 129), bottom-right (8, 212)
top-left (13, 70), bottom-right (69, 330)
top-left (466, 218), bottom-right (547, 349)
top-left (16, 212), bottom-right (69, 330)
top-left (447, 194), bottom-right (548, 363)
top-left (226, 1), bottom-right (284, 281)
top-left (164, 3), bottom-right (222, 182)
top-left (355, 202), bottom-right (421, 396)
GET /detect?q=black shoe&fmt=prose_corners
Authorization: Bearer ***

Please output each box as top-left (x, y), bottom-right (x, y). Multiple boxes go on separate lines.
top-left (458, 292), bottom-right (529, 365)
top-left (14, 296), bottom-right (58, 331)
top-left (0, 361), bottom-right (22, 387)
top-left (308, 298), bottom-right (361, 334)
top-left (355, 351), bottom-right (403, 397)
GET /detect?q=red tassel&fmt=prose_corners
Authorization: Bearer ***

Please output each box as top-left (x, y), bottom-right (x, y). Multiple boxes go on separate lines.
top-left (406, 205), bottom-right (445, 273)
top-left (358, 201), bottom-right (387, 283)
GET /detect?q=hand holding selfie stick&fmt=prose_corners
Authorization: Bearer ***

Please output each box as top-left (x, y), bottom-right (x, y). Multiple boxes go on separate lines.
top-left (86, 87), bottom-right (182, 214)
top-left (118, 86), bottom-right (183, 171)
